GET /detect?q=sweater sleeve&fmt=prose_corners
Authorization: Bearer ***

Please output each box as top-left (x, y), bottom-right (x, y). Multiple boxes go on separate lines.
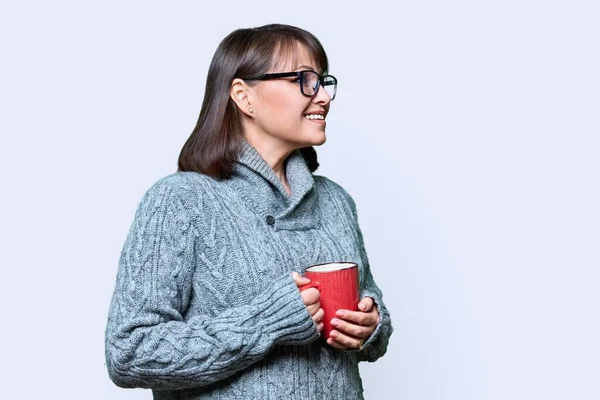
top-left (343, 189), bottom-right (394, 362)
top-left (105, 178), bottom-right (319, 390)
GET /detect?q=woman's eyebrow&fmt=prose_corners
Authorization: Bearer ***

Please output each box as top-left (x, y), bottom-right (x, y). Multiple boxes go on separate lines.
top-left (293, 65), bottom-right (316, 71)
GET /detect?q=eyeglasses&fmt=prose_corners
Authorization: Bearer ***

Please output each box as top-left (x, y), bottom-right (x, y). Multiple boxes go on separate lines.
top-left (244, 70), bottom-right (337, 100)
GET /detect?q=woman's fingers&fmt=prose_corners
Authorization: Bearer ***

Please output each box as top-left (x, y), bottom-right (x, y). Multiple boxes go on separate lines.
top-left (291, 271), bottom-right (310, 287)
top-left (326, 337), bottom-right (347, 349)
top-left (306, 302), bottom-right (321, 318)
top-left (328, 330), bottom-right (363, 350)
top-left (329, 301), bottom-right (380, 345)
top-left (358, 296), bottom-right (374, 312)
top-left (292, 272), bottom-right (322, 323)
top-left (336, 308), bottom-right (379, 327)
top-left (301, 288), bottom-right (320, 307)
top-left (330, 317), bottom-right (371, 339)
top-left (316, 322), bottom-right (324, 334)
top-left (312, 307), bottom-right (324, 324)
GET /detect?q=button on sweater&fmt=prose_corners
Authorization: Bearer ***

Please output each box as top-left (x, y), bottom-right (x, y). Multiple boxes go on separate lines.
top-left (105, 140), bottom-right (393, 399)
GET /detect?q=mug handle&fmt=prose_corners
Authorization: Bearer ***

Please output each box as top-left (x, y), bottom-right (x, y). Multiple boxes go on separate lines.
top-left (299, 281), bottom-right (320, 292)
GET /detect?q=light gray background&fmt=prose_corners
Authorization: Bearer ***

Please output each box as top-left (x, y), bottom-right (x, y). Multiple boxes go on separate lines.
top-left (1, 1), bottom-right (598, 399)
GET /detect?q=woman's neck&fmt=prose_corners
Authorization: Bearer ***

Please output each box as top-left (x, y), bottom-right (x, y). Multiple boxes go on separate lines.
top-left (244, 133), bottom-right (293, 195)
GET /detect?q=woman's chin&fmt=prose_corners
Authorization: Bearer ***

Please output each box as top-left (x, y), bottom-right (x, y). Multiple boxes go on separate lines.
top-left (305, 132), bottom-right (327, 147)
top-left (286, 130), bottom-right (326, 149)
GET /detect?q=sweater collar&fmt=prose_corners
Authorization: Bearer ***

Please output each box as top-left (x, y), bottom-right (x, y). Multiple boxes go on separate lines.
top-left (228, 140), bottom-right (321, 231)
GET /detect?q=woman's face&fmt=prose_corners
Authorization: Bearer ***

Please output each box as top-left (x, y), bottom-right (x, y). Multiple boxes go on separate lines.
top-left (248, 48), bottom-right (332, 152)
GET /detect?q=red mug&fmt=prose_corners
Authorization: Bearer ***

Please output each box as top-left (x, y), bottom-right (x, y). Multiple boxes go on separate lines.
top-left (300, 262), bottom-right (360, 339)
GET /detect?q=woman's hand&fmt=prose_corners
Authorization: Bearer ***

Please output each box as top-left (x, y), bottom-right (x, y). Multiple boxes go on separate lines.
top-left (327, 297), bottom-right (380, 350)
top-left (292, 272), bottom-right (324, 334)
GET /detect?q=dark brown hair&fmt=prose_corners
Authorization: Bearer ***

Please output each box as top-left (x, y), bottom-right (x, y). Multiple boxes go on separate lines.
top-left (177, 24), bottom-right (329, 179)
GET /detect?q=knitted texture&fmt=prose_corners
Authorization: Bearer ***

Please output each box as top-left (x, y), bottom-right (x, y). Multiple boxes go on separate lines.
top-left (105, 140), bottom-right (393, 399)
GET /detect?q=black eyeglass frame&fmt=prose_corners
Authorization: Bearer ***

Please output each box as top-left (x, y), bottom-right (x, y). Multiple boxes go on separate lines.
top-left (242, 70), bottom-right (337, 100)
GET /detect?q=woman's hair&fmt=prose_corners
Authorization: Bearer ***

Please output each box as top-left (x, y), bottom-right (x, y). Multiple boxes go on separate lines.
top-left (178, 24), bottom-right (329, 179)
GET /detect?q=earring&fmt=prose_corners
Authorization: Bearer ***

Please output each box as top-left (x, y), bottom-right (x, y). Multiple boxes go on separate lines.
top-left (249, 107), bottom-right (253, 113)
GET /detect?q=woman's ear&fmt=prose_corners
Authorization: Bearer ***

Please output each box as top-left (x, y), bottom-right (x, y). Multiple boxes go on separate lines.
top-left (230, 78), bottom-right (254, 117)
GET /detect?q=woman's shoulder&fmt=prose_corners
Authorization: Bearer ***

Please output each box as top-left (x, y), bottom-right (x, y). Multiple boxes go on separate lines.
top-left (139, 171), bottom-right (216, 208)
top-left (313, 174), bottom-right (357, 209)
top-left (149, 171), bottom-right (212, 190)
top-left (313, 174), bottom-right (353, 199)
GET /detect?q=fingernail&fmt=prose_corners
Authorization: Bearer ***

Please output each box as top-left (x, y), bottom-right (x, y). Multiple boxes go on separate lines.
top-left (330, 331), bottom-right (338, 338)
top-left (330, 318), bottom-right (339, 327)
top-left (336, 310), bottom-right (345, 317)
top-left (360, 304), bottom-right (367, 311)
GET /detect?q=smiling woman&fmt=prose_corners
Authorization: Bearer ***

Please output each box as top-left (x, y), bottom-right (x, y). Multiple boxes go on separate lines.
top-left (229, 50), bottom-right (333, 184)
top-left (178, 25), bottom-right (333, 180)
top-left (105, 23), bottom-right (393, 400)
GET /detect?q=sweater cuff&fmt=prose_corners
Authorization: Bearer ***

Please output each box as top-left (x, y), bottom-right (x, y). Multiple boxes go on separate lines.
top-left (254, 274), bottom-right (320, 345)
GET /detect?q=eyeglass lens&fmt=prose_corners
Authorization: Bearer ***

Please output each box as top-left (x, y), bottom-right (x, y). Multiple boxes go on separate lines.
top-left (301, 71), bottom-right (337, 100)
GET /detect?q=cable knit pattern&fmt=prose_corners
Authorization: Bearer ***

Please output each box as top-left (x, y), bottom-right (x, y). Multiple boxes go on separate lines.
top-left (105, 140), bottom-right (393, 399)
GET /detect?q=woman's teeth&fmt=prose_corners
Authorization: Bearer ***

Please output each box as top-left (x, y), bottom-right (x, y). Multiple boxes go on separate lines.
top-left (305, 114), bottom-right (325, 120)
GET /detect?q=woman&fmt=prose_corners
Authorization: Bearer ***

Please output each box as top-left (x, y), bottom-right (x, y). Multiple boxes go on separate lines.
top-left (105, 23), bottom-right (392, 399)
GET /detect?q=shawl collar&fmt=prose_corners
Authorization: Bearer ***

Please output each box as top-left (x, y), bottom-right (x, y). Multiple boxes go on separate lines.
top-left (227, 140), bottom-right (321, 231)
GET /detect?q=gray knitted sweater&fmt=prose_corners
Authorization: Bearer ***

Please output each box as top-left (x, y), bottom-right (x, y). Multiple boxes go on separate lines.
top-left (105, 141), bottom-right (393, 399)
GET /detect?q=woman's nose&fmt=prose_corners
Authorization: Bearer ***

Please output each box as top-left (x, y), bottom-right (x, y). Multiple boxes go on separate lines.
top-left (313, 85), bottom-right (332, 104)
